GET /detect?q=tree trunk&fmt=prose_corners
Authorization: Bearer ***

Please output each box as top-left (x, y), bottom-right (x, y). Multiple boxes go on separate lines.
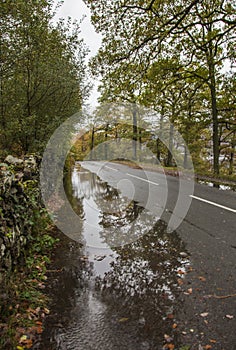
top-left (166, 122), bottom-right (174, 167)
top-left (90, 126), bottom-right (95, 160)
top-left (138, 129), bottom-right (142, 161)
top-left (208, 46), bottom-right (219, 174)
top-left (104, 123), bottom-right (109, 160)
top-left (229, 131), bottom-right (235, 175)
top-left (132, 105), bottom-right (137, 160)
top-left (156, 112), bottom-right (164, 162)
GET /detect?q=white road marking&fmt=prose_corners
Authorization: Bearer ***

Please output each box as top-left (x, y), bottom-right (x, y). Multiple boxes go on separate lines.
top-left (126, 173), bottom-right (159, 186)
top-left (104, 165), bottom-right (118, 172)
top-left (190, 195), bottom-right (236, 213)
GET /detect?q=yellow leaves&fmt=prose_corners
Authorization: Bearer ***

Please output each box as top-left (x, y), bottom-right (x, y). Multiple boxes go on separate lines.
top-left (118, 317), bottom-right (129, 322)
top-left (18, 335), bottom-right (33, 349)
top-left (44, 307), bottom-right (50, 314)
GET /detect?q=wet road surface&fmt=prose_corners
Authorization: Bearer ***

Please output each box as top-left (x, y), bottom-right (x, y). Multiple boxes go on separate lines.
top-left (37, 162), bottom-right (236, 350)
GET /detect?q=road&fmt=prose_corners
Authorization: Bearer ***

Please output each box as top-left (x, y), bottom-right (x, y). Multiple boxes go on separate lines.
top-left (79, 160), bottom-right (236, 348)
top-left (79, 160), bottom-right (236, 244)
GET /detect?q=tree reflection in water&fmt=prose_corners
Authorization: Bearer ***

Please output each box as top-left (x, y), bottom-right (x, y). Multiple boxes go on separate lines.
top-left (67, 166), bottom-right (190, 346)
top-left (69, 166), bottom-right (157, 247)
top-left (94, 220), bottom-right (189, 346)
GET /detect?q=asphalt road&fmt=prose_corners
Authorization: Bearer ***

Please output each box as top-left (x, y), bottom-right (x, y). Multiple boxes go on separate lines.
top-left (79, 160), bottom-right (236, 349)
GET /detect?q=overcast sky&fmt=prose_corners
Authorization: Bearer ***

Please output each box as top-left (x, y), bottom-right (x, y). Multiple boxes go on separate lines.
top-left (55, 0), bottom-right (102, 106)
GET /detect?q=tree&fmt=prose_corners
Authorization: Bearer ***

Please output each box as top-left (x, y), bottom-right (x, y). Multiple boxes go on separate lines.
top-left (0, 0), bottom-right (89, 154)
top-left (85, 0), bottom-right (236, 174)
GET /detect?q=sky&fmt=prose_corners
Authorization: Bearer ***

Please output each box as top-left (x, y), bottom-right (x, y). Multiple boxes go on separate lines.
top-left (54, 0), bottom-right (102, 107)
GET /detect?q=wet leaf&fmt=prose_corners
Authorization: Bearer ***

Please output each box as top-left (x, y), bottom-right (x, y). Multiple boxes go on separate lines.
top-left (25, 339), bottom-right (33, 348)
top-left (225, 314), bottom-right (234, 319)
top-left (200, 312), bottom-right (209, 317)
top-left (20, 335), bottom-right (27, 343)
top-left (180, 252), bottom-right (188, 258)
top-left (44, 307), bottom-right (50, 314)
top-left (118, 317), bottom-right (129, 322)
top-left (198, 276), bottom-right (206, 282)
top-left (36, 325), bottom-right (43, 334)
top-left (184, 288), bottom-right (193, 295)
top-left (164, 334), bottom-right (173, 342)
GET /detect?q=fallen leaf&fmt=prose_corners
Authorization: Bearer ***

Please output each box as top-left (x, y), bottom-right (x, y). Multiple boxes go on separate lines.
top-left (118, 317), bottom-right (129, 322)
top-left (225, 314), bottom-right (234, 319)
top-left (180, 252), bottom-right (188, 258)
top-left (177, 278), bottom-right (184, 286)
top-left (209, 339), bottom-right (217, 343)
top-left (203, 345), bottom-right (212, 350)
top-left (172, 323), bottom-right (178, 329)
top-left (188, 288), bottom-right (193, 294)
top-left (44, 307), bottom-right (50, 314)
top-left (164, 334), bottom-right (173, 342)
top-left (36, 325), bottom-right (43, 334)
top-left (198, 276), bottom-right (206, 282)
top-left (167, 313), bottom-right (174, 319)
top-left (164, 344), bottom-right (175, 350)
top-left (20, 335), bottom-right (27, 343)
top-left (200, 312), bottom-right (209, 317)
top-left (25, 339), bottom-right (33, 349)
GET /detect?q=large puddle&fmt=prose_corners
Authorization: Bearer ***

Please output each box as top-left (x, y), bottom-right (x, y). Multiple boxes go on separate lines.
top-left (38, 165), bottom-right (190, 350)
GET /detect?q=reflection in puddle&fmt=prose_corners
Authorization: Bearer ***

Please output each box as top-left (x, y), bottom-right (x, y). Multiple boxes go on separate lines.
top-left (39, 166), bottom-right (190, 350)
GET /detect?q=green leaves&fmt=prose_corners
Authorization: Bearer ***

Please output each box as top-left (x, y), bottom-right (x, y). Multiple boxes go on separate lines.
top-left (0, 0), bottom-right (89, 154)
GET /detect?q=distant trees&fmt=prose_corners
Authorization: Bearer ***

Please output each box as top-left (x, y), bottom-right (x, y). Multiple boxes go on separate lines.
top-left (0, 0), bottom-right (89, 154)
top-left (85, 0), bottom-right (236, 175)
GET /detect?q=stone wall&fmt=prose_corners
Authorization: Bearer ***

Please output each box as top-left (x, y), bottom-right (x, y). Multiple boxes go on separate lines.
top-left (0, 155), bottom-right (42, 285)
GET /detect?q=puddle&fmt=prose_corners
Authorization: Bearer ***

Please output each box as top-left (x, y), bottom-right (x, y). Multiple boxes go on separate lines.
top-left (37, 166), bottom-right (190, 350)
